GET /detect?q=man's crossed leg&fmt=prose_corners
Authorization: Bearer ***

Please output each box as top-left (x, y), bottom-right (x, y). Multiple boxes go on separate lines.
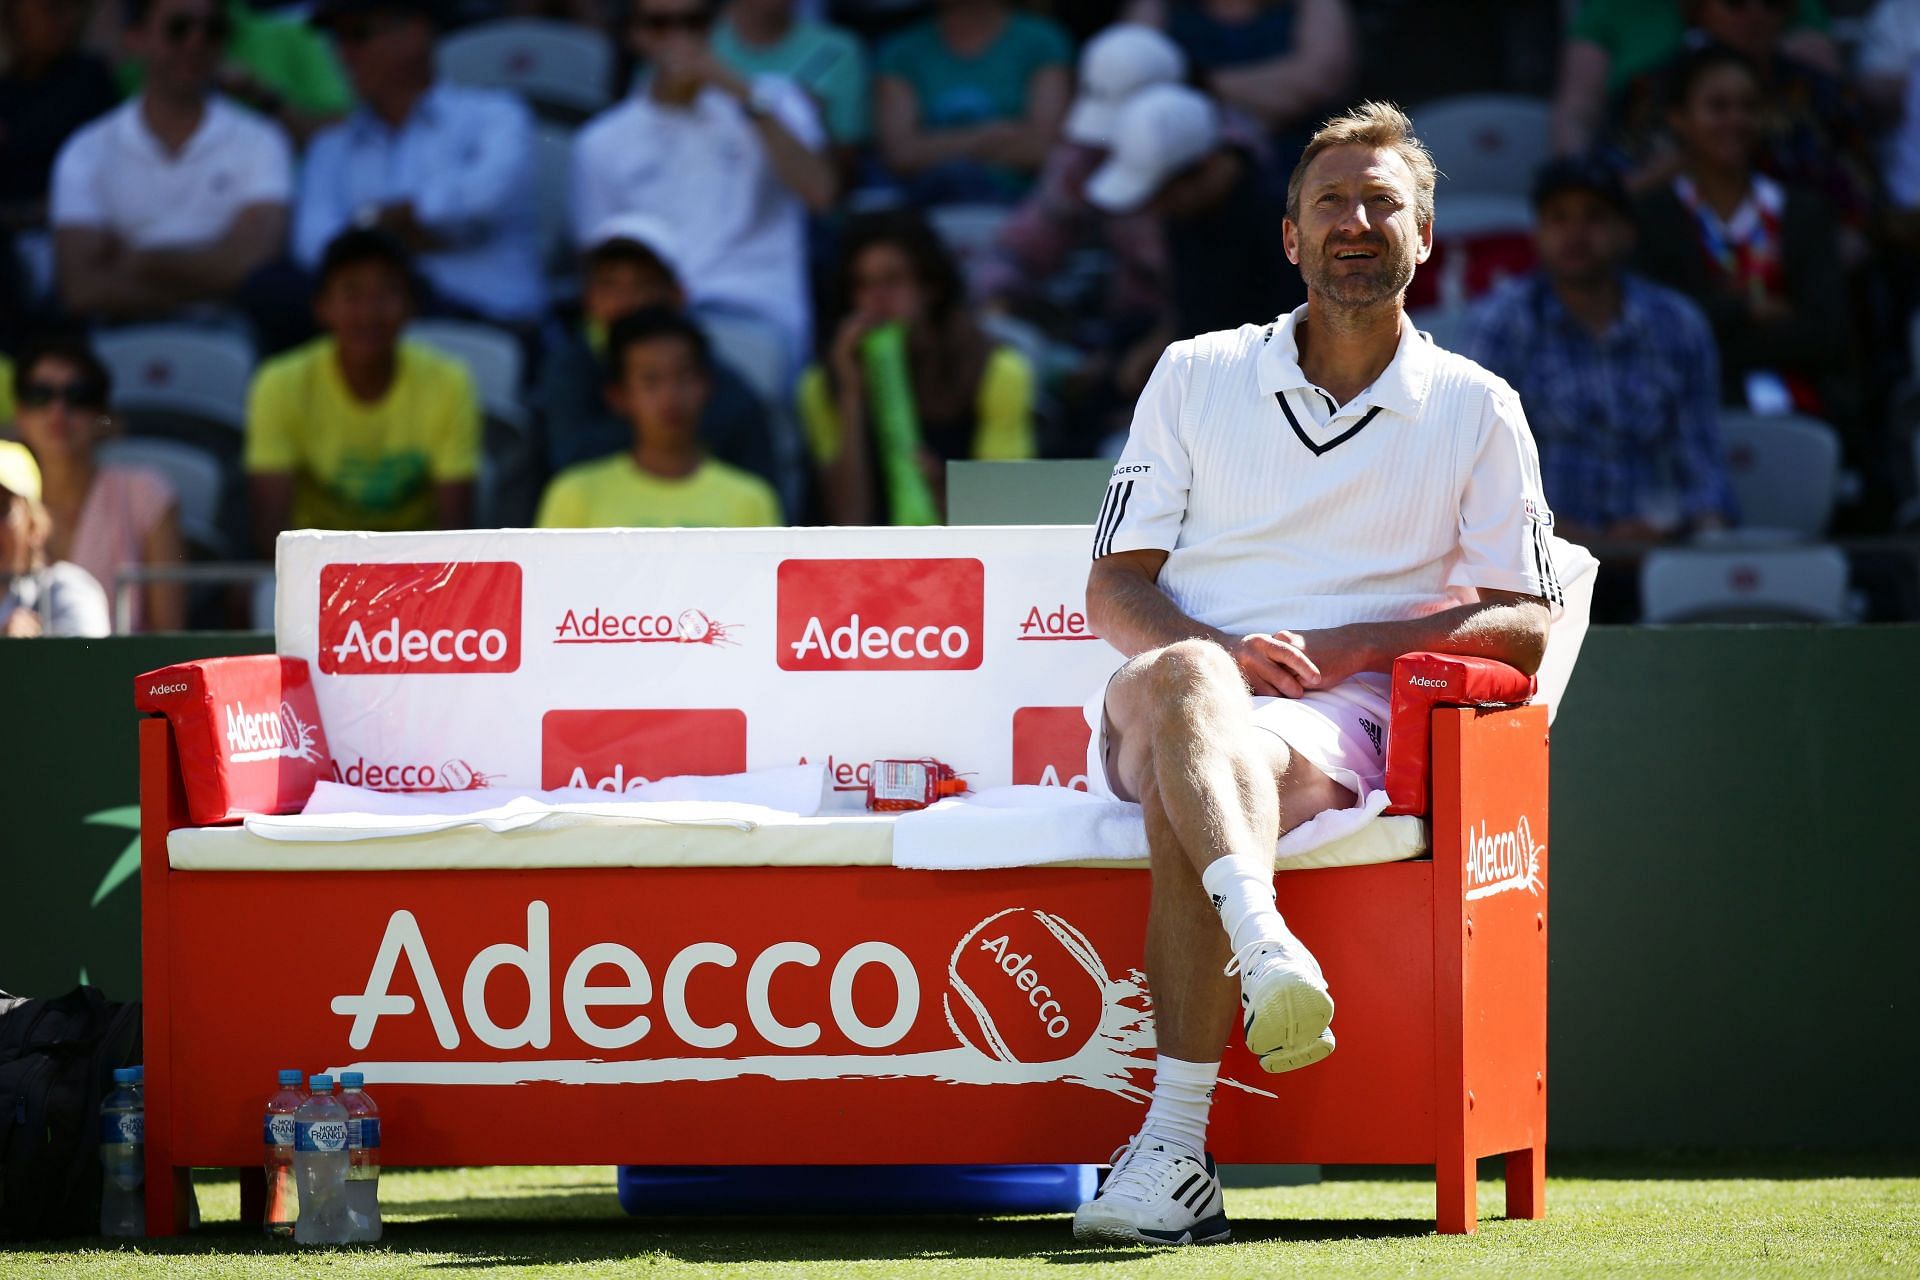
top-left (1074, 639), bottom-right (1356, 1247)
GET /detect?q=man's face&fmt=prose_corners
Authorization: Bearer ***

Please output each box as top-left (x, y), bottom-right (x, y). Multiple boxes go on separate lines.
top-left (315, 259), bottom-right (412, 362)
top-left (610, 336), bottom-right (709, 446)
top-left (1693, 0), bottom-right (1789, 61)
top-left (133, 0), bottom-right (228, 99)
top-left (584, 257), bottom-right (681, 327)
top-left (629, 0), bottom-right (712, 70)
top-left (1534, 189), bottom-right (1631, 289)
top-left (332, 10), bottom-right (433, 101)
top-left (1283, 143), bottom-right (1431, 310)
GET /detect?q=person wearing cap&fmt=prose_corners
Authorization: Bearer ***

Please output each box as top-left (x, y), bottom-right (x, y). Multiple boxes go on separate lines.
top-left (537, 215), bottom-right (788, 511)
top-left (1463, 156), bottom-right (1733, 576)
top-left (245, 228), bottom-right (479, 554)
top-left (971, 24), bottom-right (1179, 325)
top-left (873, 0), bottom-right (1071, 204)
top-left (0, 437), bottom-right (110, 638)
top-left (573, 0), bottom-right (835, 370)
top-left (536, 306), bottom-right (782, 530)
top-left (1084, 82), bottom-right (1300, 354)
top-left (50, 0), bottom-right (293, 322)
top-left (9, 331), bottom-right (185, 632)
top-left (295, 0), bottom-right (543, 326)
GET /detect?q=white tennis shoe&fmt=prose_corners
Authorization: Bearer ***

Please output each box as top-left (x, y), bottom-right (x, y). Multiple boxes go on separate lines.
top-left (1071, 1134), bottom-right (1230, 1246)
top-left (1227, 933), bottom-right (1335, 1071)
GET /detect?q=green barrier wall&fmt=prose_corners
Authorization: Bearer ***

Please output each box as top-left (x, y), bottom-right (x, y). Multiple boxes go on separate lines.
top-left (0, 626), bottom-right (1913, 1149)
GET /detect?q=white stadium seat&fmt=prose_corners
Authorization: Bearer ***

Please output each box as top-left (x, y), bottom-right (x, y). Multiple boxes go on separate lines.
top-left (1717, 411), bottom-right (1842, 538)
top-left (533, 122), bottom-right (575, 276)
top-left (1641, 545), bottom-right (1850, 623)
top-left (436, 19), bottom-right (613, 118)
top-left (94, 325), bottom-right (254, 431)
top-left (406, 318), bottom-right (525, 426)
top-left (1413, 95), bottom-right (1552, 200)
top-left (94, 436), bottom-right (229, 557)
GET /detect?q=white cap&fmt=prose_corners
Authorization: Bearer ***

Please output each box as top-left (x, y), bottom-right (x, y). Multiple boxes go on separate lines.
top-left (586, 213), bottom-right (682, 283)
top-left (1086, 84), bottom-right (1220, 213)
top-left (0, 441), bottom-right (41, 503)
top-left (1064, 24), bottom-right (1187, 146)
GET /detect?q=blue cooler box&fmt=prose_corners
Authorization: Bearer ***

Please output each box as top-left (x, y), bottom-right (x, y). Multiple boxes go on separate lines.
top-left (618, 1164), bottom-right (1099, 1215)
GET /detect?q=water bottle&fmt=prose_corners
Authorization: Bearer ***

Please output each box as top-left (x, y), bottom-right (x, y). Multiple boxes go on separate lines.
top-left (98, 1067), bottom-right (144, 1237)
top-left (292, 1074), bottom-right (350, 1245)
top-left (263, 1069), bottom-right (305, 1238)
top-left (338, 1072), bottom-right (382, 1242)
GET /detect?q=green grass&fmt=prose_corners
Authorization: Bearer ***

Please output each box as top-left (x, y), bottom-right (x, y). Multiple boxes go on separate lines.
top-left (4, 1155), bottom-right (1917, 1279)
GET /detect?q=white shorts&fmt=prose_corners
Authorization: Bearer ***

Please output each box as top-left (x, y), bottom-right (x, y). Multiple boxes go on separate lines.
top-left (1083, 670), bottom-right (1393, 803)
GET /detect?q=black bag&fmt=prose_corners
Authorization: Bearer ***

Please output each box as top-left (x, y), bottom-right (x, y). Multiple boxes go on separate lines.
top-left (0, 986), bottom-right (142, 1240)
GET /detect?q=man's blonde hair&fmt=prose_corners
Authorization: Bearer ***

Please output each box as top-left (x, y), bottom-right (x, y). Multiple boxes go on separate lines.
top-left (1285, 101), bottom-right (1438, 231)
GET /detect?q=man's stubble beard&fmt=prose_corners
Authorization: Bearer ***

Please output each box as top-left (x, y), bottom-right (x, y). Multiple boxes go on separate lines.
top-left (1299, 232), bottom-right (1419, 316)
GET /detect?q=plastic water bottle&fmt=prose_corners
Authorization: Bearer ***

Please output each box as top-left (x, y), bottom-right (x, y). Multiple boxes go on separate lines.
top-left (338, 1072), bottom-right (382, 1242)
top-left (292, 1074), bottom-right (350, 1245)
top-left (98, 1067), bottom-right (144, 1237)
top-left (263, 1069), bottom-right (305, 1238)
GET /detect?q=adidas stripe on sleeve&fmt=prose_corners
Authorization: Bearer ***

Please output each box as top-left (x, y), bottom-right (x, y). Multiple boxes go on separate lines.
top-left (1447, 385), bottom-right (1563, 610)
top-left (1091, 345), bottom-right (1192, 560)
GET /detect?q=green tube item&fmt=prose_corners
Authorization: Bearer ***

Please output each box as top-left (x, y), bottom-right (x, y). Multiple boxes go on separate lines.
top-left (858, 323), bottom-right (941, 526)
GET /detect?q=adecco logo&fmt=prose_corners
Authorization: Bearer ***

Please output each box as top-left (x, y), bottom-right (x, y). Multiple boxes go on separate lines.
top-left (541, 709), bottom-right (747, 792)
top-left (1011, 707), bottom-right (1091, 791)
top-left (331, 756), bottom-right (499, 793)
top-left (1016, 604), bottom-right (1095, 642)
top-left (319, 562), bottom-right (521, 675)
top-left (777, 558), bottom-right (983, 672)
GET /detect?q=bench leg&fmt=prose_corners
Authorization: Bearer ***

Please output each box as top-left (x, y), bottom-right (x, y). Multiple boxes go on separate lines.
top-left (144, 1166), bottom-right (190, 1237)
top-left (1505, 1145), bottom-right (1545, 1220)
top-left (239, 1167), bottom-right (266, 1225)
top-left (1436, 1156), bottom-right (1477, 1235)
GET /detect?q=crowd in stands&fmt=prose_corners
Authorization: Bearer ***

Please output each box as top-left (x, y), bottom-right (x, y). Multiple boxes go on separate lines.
top-left (2, 0), bottom-right (1919, 634)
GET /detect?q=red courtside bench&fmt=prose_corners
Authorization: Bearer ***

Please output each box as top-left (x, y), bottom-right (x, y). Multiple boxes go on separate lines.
top-left (136, 526), bottom-right (1578, 1237)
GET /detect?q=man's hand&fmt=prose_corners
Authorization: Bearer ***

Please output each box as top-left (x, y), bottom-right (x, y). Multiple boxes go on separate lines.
top-left (1227, 632), bottom-right (1320, 698)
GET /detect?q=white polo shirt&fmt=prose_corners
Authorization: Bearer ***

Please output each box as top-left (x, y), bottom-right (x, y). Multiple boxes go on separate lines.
top-left (51, 96), bottom-right (292, 250)
top-left (1093, 306), bottom-right (1561, 637)
top-left (571, 78), bottom-right (824, 360)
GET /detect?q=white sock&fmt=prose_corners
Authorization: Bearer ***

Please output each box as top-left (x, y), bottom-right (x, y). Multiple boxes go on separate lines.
top-left (1200, 854), bottom-right (1288, 954)
top-left (1140, 1055), bottom-right (1218, 1157)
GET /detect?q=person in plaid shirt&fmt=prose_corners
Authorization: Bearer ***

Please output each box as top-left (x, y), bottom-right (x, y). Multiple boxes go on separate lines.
top-left (1463, 156), bottom-right (1735, 552)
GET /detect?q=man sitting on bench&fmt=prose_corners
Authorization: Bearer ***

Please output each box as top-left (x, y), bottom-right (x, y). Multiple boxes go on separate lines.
top-left (1072, 101), bottom-right (1560, 1247)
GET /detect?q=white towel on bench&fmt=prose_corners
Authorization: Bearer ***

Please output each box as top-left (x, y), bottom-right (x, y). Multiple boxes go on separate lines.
top-left (241, 765), bottom-right (826, 843)
top-left (890, 784), bottom-right (1419, 870)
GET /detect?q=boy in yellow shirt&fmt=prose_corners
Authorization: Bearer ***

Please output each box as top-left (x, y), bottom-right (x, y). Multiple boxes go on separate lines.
top-left (537, 308), bottom-right (782, 529)
top-left (245, 228), bottom-right (478, 553)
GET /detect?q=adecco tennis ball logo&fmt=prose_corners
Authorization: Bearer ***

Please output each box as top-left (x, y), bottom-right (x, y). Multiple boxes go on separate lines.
top-left (777, 558), bottom-right (984, 671)
top-left (540, 709), bottom-right (748, 792)
top-left (319, 562), bottom-right (522, 675)
top-left (945, 908), bottom-right (1105, 1063)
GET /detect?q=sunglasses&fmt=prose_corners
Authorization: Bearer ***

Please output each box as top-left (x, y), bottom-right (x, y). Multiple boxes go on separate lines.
top-left (633, 9), bottom-right (712, 33)
top-left (19, 380), bottom-right (105, 409)
top-left (160, 11), bottom-right (230, 45)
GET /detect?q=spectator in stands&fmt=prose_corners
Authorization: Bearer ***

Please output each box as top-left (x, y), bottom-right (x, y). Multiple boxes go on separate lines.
top-left (1631, 45), bottom-right (1848, 419)
top-left (1122, 0), bottom-right (1353, 160)
top-left (246, 229), bottom-right (479, 553)
top-left (9, 332), bottom-right (185, 631)
top-left (1464, 157), bottom-right (1733, 551)
top-left (540, 215), bottom-right (788, 510)
top-left (873, 0), bottom-right (1072, 203)
top-left (537, 307), bottom-right (782, 528)
top-left (50, 0), bottom-right (293, 323)
top-left (0, 0), bottom-right (118, 230)
top-left (296, 0), bottom-right (544, 327)
top-left (574, 0), bottom-right (835, 368)
top-left (1856, 0), bottom-right (1920, 215)
top-left (1552, 0), bottom-right (1837, 157)
top-left (803, 211), bottom-right (1034, 526)
top-left (0, 441), bottom-right (110, 637)
top-left (1083, 84), bottom-right (1300, 356)
top-left (714, 0), bottom-right (869, 170)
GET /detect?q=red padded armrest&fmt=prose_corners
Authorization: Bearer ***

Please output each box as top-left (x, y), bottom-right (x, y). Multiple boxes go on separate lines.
top-left (1382, 652), bottom-right (1537, 817)
top-left (133, 655), bottom-right (334, 825)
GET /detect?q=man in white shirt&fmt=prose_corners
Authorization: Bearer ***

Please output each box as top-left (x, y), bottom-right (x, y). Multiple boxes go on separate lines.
top-left (51, 0), bottom-right (292, 321)
top-left (296, 0), bottom-right (543, 326)
top-left (572, 0), bottom-right (836, 367)
top-left (1072, 102), bottom-right (1558, 1247)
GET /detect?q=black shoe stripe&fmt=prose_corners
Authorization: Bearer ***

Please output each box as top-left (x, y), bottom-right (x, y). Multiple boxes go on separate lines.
top-left (1171, 1173), bottom-right (1201, 1203)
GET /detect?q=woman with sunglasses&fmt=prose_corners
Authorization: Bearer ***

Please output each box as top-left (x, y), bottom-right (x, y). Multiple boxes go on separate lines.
top-left (9, 333), bottom-right (186, 631)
